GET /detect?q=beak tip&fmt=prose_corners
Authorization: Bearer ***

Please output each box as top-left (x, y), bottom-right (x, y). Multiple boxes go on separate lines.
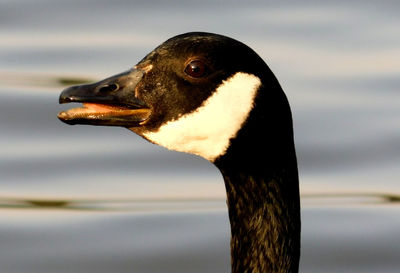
top-left (57, 111), bottom-right (76, 125)
top-left (57, 111), bottom-right (67, 119)
top-left (59, 84), bottom-right (86, 104)
top-left (57, 111), bottom-right (70, 122)
top-left (59, 88), bottom-right (69, 104)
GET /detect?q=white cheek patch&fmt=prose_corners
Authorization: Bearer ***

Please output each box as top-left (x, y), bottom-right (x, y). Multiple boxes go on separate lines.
top-left (143, 72), bottom-right (261, 161)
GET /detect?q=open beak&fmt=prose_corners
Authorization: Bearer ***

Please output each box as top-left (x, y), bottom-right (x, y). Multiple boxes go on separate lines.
top-left (58, 69), bottom-right (151, 127)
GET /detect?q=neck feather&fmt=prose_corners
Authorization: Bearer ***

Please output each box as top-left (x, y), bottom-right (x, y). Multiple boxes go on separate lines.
top-left (214, 86), bottom-right (301, 272)
top-left (220, 168), bottom-right (300, 273)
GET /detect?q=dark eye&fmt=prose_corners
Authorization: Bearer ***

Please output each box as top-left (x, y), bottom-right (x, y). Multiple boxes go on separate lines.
top-left (184, 60), bottom-right (207, 78)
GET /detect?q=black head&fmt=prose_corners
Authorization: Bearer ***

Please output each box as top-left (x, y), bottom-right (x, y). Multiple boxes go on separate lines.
top-left (134, 32), bottom-right (273, 129)
top-left (58, 32), bottom-right (293, 164)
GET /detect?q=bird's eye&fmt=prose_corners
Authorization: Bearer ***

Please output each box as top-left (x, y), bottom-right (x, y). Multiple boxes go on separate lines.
top-left (184, 60), bottom-right (207, 78)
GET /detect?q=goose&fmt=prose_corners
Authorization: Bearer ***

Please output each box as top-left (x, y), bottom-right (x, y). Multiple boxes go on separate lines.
top-left (58, 32), bottom-right (300, 273)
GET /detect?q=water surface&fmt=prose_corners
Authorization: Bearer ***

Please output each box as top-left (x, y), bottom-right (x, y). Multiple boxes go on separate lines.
top-left (0, 1), bottom-right (399, 272)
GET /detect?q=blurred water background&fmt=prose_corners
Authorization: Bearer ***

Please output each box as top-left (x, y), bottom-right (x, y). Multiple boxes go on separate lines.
top-left (0, 0), bottom-right (399, 272)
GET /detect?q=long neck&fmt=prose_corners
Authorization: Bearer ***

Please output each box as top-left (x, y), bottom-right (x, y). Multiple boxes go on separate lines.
top-left (220, 168), bottom-right (300, 273)
top-left (214, 86), bottom-right (301, 272)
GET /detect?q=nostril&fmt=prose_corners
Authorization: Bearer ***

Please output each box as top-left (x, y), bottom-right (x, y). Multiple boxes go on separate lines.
top-left (98, 83), bottom-right (119, 93)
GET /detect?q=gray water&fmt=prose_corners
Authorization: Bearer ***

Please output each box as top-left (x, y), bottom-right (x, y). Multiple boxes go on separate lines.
top-left (1, 0), bottom-right (400, 272)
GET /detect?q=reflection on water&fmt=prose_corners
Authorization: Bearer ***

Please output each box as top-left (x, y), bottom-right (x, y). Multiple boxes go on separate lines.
top-left (1, 0), bottom-right (399, 272)
top-left (0, 193), bottom-right (399, 212)
top-left (0, 196), bottom-right (225, 212)
top-left (0, 71), bottom-right (93, 90)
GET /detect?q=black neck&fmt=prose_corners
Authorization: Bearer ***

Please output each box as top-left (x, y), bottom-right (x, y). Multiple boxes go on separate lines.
top-left (214, 85), bottom-right (301, 273)
top-left (219, 167), bottom-right (300, 273)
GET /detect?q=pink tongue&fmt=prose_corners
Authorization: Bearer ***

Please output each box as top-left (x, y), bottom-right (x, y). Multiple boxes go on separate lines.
top-left (83, 103), bottom-right (128, 112)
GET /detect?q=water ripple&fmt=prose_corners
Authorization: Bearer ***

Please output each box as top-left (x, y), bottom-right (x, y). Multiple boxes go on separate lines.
top-left (0, 193), bottom-right (398, 212)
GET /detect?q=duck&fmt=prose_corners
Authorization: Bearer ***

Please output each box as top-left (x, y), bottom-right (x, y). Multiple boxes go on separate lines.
top-left (58, 32), bottom-right (300, 273)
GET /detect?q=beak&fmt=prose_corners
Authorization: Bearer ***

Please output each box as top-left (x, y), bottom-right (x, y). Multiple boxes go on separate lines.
top-left (58, 69), bottom-right (151, 127)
